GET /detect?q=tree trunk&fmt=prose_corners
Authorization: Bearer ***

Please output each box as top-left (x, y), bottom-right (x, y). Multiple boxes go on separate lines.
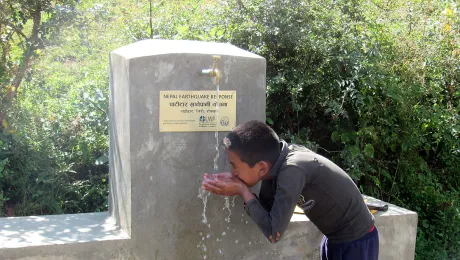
top-left (8, 7), bottom-right (42, 100)
top-left (149, 0), bottom-right (153, 38)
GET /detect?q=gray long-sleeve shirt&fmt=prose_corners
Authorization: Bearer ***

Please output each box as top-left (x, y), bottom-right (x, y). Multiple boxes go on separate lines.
top-left (245, 140), bottom-right (374, 243)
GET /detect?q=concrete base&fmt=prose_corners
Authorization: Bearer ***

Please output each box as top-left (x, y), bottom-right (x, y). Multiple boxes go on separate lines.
top-left (0, 196), bottom-right (417, 260)
top-left (0, 212), bottom-right (131, 260)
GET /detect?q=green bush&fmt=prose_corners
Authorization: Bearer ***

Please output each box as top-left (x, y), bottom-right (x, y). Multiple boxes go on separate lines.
top-left (0, 1), bottom-right (113, 216)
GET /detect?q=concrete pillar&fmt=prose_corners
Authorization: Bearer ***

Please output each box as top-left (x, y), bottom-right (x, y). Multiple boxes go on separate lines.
top-left (109, 39), bottom-right (267, 259)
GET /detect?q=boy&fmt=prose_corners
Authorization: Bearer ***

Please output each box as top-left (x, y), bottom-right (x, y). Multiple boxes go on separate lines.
top-left (202, 120), bottom-right (379, 260)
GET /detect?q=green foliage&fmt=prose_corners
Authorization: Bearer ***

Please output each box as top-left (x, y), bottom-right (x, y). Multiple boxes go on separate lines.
top-left (1, 0), bottom-right (458, 259)
top-left (0, 0), bottom-right (77, 100)
top-left (0, 0), bottom-right (111, 216)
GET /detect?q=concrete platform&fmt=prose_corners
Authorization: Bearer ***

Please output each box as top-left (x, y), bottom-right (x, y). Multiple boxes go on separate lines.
top-left (0, 196), bottom-right (417, 260)
top-left (0, 213), bottom-right (131, 260)
top-left (0, 212), bottom-right (129, 249)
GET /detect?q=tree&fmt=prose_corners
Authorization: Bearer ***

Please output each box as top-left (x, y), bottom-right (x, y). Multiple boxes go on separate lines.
top-left (0, 0), bottom-right (76, 102)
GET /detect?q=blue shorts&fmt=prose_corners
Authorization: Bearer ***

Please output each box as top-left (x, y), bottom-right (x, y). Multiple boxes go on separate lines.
top-left (320, 226), bottom-right (379, 260)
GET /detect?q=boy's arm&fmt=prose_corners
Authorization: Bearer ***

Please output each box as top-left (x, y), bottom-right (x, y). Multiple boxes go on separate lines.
top-left (258, 180), bottom-right (276, 211)
top-left (241, 166), bottom-right (308, 243)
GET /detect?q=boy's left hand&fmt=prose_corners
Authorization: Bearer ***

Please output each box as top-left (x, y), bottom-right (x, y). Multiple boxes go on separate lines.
top-left (202, 174), bottom-right (247, 196)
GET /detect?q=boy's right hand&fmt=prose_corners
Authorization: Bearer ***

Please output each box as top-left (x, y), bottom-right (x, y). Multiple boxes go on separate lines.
top-left (204, 172), bottom-right (233, 180)
top-left (202, 172), bottom-right (247, 196)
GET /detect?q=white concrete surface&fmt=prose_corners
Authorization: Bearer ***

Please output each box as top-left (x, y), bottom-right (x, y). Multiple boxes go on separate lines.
top-left (0, 212), bottom-right (129, 249)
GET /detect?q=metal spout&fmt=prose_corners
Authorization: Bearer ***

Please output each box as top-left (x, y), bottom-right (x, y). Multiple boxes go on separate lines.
top-left (200, 55), bottom-right (221, 85)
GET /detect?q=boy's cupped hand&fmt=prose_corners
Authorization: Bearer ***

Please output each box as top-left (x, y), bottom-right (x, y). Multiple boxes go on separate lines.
top-left (202, 172), bottom-right (246, 196)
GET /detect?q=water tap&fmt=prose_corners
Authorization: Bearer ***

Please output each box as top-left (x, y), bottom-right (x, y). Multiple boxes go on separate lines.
top-left (200, 55), bottom-right (221, 85)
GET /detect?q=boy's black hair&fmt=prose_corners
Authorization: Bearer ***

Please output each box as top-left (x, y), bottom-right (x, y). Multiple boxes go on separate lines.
top-left (223, 120), bottom-right (280, 167)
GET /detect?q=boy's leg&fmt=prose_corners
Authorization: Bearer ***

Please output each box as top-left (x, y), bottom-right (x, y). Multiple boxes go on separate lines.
top-left (320, 235), bottom-right (344, 260)
top-left (342, 227), bottom-right (379, 260)
top-left (320, 236), bottom-right (327, 260)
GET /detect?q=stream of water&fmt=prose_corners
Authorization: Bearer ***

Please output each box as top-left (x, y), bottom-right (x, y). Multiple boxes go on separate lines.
top-left (213, 83), bottom-right (220, 172)
top-left (198, 60), bottom-right (240, 258)
top-left (198, 80), bottom-right (224, 259)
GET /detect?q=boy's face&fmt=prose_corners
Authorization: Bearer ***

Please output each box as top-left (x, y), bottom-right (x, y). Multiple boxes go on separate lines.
top-left (226, 149), bottom-right (269, 187)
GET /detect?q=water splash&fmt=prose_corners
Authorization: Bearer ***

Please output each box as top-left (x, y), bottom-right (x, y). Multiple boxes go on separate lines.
top-left (198, 188), bottom-right (209, 224)
top-left (224, 197), bottom-right (231, 222)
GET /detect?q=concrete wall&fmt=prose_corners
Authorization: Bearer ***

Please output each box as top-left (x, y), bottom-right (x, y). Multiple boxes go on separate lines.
top-left (109, 50), bottom-right (132, 237)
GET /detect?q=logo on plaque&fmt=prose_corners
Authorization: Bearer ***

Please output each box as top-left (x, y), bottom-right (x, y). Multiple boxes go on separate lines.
top-left (220, 117), bottom-right (230, 127)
